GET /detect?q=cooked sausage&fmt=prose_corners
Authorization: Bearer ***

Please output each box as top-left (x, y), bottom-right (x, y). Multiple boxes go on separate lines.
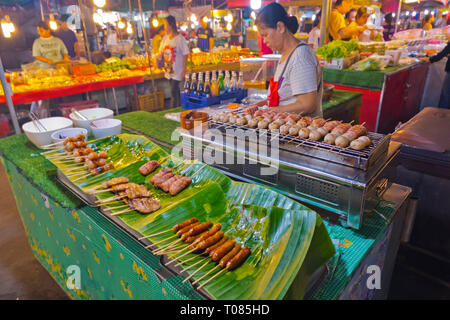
top-left (150, 168), bottom-right (172, 185)
top-left (226, 246), bottom-right (251, 270)
top-left (204, 235), bottom-right (228, 254)
top-left (154, 172), bottom-right (175, 188)
top-left (95, 158), bottom-right (106, 167)
top-left (317, 127), bottom-right (329, 137)
top-left (268, 122), bottom-right (279, 131)
top-left (289, 125), bottom-right (301, 136)
top-left (350, 136), bottom-right (371, 150)
top-left (219, 244), bottom-right (241, 268)
top-left (335, 135), bottom-right (351, 148)
top-left (98, 151), bottom-right (108, 158)
top-left (160, 175), bottom-right (182, 193)
top-left (174, 218), bottom-right (199, 231)
top-left (279, 124), bottom-right (291, 135)
top-left (139, 160), bottom-right (160, 176)
top-left (311, 118), bottom-right (327, 128)
top-left (298, 127), bottom-right (310, 139)
top-left (169, 176), bottom-right (192, 196)
top-left (211, 239), bottom-right (236, 261)
top-left (324, 133), bottom-right (338, 145)
top-left (87, 152), bottom-right (99, 161)
top-left (192, 224), bottom-right (222, 246)
top-left (236, 117), bottom-right (247, 126)
top-left (258, 120), bottom-right (270, 130)
top-left (196, 231), bottom-right (224, 250)
top-left (176, 222), bottom-right (201, 236)
top-left (185, 222), bottom-right (213, 237)
top-left (309, 129), bottom-right (322, 141)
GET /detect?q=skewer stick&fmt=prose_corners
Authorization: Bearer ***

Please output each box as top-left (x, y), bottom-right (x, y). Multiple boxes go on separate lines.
top-left (175, 254), bottom-right (202, 267)
top-left (100, 200), bottom-right (124, 206)
top-left (189, 163), bottom-right (208, 178)
top-left (192, 265), bottom-right (220, 285)
top-left (110, 208), bottom-right (135, 216)
top-left (164, 243), bottom-right (192, 257)
top-left (153, 238), bottom-right (184, 254)
top-left (158, 244), bottom-right (187, 255)
top-left (89, 188), bottom-right (114, 194)
top-left (95, 194), bottom-right (126, 203)
top-left (166, 247), bottom-right (198, 265)
top-left (41, 141), bottom-right (64, 148)
top-left (180, 256), bottom-right (210, 273)
top-left (181, 260), bottom-right (211, 283)
top-left (138, 228), bottom-right (173, 240)
top-left (40, 149), bottom-right (62, 155)
top-left (197, 268), bottom-right (228, 290)
top-left (103, 204), bottom-right (129, 211)
top-left (144, 234), bottom-right (179, 248)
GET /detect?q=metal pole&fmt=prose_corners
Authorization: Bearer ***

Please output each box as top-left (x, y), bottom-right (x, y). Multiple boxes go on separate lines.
top-left (394, 0), bottom-right (402, 34)
top-left (78, 0), bottom-right (92, 62)
top-left (138, 0), bottom-right (159, 109)
top-left (112, 87), bottom-right (119, 115)
top-left (320, 0), bottom-right (332, 46)
top-left (0, 58), bottom-right (21, 134)
top-left (39, 0), bottom-right (45, 20)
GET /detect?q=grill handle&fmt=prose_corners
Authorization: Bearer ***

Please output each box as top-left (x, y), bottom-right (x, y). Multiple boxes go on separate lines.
top-left (375, 178), bottom-right (389, 198)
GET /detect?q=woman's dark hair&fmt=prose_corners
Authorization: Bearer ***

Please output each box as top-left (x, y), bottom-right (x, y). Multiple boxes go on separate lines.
top-left (37, 20), bottom-right (50, 30)
top-left (384, 12), bottom-right (393, 25)
top-left (422, 15), bottom-right (432, 27)
top-left (165, 15), bottom-right (178, 33)
top-left (356, 6), bottom-right (369, 19)
top-left (313, 10), bottom-right (321, 28)
top-left (345, 8), bottom-right (357, 20)
top-left (335, 0), bottom-right (344, 7)
top-left (256, 2), bottom-right (299, 34)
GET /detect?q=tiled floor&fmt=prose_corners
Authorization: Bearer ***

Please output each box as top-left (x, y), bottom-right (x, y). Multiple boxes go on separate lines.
top-left (0, 162), bottom-right (448, 300)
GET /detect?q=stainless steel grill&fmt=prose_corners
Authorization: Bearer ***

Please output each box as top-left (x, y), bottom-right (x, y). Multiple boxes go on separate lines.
top-left (181, 121), bottom-right (401, 229)
top-left (208, 119), bottom-right (390, 171)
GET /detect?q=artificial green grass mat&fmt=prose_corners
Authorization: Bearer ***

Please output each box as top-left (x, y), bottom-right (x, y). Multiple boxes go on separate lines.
top-left (323, 89), bottom-right (361, 111)
top-left (0, 134), bottom-right (82, 208)
top-left (116, 108), bottom-right (182, 147)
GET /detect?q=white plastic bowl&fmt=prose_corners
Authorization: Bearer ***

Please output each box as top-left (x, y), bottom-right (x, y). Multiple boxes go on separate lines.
top-left (22, 117), bottom-right (73, 148)
top-left (69, 107), bottom-right (114, 134)
top-left (90, 119), bottom-right (122, 139)
top-left (51, 127), bottom-right (88, 144)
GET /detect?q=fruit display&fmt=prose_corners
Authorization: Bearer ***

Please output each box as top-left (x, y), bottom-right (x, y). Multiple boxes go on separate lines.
top-left (189, 47), bottom-right (257, 67)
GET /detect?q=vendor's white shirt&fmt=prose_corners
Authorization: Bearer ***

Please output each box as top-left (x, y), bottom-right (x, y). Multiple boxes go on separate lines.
top-left (159, 34), bottom-right (189, 81)
top-left (107, 31), bottom-right (118, 46)
top-left (308, 27), bottom-right (321, 50)
top-left (271, 42), bottom-right (323, 117)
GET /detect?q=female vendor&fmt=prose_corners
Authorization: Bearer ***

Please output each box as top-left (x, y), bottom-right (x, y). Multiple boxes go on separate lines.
top-left (251, 2), bottom-right (323, 117)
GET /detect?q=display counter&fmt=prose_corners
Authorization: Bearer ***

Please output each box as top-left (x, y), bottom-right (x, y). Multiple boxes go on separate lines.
top-left (323, 62), bottom-right (429, 133)
top-left (0, 109), bottom-right (411, 300)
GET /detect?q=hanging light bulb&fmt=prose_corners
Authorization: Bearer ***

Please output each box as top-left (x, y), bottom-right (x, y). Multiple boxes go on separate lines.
top-left (191, 14), bottom-right (197, 22)
top-left (226, 13), bottom-right (233, 23)
top-left (118, 20), bottom-right (125, 29)
top-left (253, 25), bottom-right (258, 31)
top-left (312, 14), bottom-right (316, 21)
top-left (251, 11), bottom-right (256, 20)
top-left (126, 22), bottom-right (132, 34)
top-left (412, 11), bottom-right (417, 17)
top-left (424, 9), bottom-right (429, 15)
top-left (49, 14), bottom-right (58, 31)
top-left (226, 23), bottom-right (232, 31)
top-left (152, 18), bottom-right (159, 27)
top-left (202, 16), bottom-right (209, 24)
top-left (1, 15), bottom-right (15, 38)
top-left (94, 0), bottom-right (106, 8)
top-left (250, 0), bottom-right (261, 10)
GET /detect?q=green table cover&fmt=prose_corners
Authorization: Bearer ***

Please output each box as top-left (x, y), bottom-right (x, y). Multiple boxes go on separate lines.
top-left (323, 65), bottom-right (407, 90)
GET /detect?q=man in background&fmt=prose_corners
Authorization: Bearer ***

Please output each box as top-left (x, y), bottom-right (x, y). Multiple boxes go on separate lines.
top-left (196, 16), bottom-right (214, 52)
top-left (32, 21), bottom-right (69, 117)
top-left (54, 15), bottom-right (80, 60)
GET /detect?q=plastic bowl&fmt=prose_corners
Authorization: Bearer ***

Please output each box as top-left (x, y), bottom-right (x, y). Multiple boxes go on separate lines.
top-left (22, 117), bottom-right (73, 148)
top-left (90, 119), bottom-right (122, 139)
top-left (51, 127), bottom-right (88, 144)
top-left (69, 107), bottom-right (114, 134)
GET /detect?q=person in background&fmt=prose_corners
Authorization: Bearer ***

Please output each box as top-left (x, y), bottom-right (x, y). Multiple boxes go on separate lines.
top-left (345, 8), bottom-right (357, 25)
top-left (33, 20), bottom-right (69, 69)
top-left (329, 0), bottom-right (367, 40)
top-left (106, 26), bottom-right (118, 47)
top-left (196, 16), bottom-right (214, 52)
top-left (159, 15), bottom-right (189, 108)
top-left (435, 12), bottom-right (447, 28)
top-left (383, 13), bottom-right (395, 41)
top-left (308, 11), bottom-right (321, 50)
top-left (230, 16), bottom-right (242, 46)
top-left (421, 33), bottom-right (450, 108)
top-left (422, 15), bottom-right (434, 31)
top-left (348, 6), bottom-right (375, 42)
top-left (54, 15), bottom-right (80, 60)
top-left (32, 20), bottom-right (69, 118)
top-left (152, 25), bottom-right (165, 56)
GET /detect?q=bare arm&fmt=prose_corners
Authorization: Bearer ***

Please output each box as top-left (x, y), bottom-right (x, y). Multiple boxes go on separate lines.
top-left (181, 54), bottom-right (188, 79)
top-left (268, 91), bottom-right (319, 115)
top-left (74, 42), bottom-right (80, 59)
top-left (35, 56), bottom-right (54, 65)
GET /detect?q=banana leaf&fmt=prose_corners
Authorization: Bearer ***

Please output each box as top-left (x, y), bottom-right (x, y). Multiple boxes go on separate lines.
top-left (45, 134), bottom-right (335, 299)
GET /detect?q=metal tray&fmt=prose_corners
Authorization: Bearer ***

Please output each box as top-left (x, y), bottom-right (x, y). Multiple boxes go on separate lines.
top-left (56, 169), bottom-right (100, 207)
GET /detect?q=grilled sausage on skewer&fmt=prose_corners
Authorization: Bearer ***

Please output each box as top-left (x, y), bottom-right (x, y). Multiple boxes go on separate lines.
top-left (139, 160), bottom-right (160, 176)
top-left (219, 244), bottom-right (242, 268)
top-left (226, 246), bottom-right (251, 270)
top-left (211, 239), bottom-right (236, 261)
top-left (160, 175), bottom-right (181, 193)
top-left (298, 127), bottom-right (310, 139)
top-left (169, 176), bottom-right (192, 196)
top-left (196, 231), bottom-right (224, 250)
top-left (289, 125), bottom-right (301, 136)
top-left (205, 235), bottom-right (228, 254)
top-left (177, 222), bottom-right (201, 236)
top-left (192, 224), bottom-right (222, 247)
top-left (174, 218), bottom-right (199, 231)
top-left (350, 136), bottom-right (371, 150)
top-left (101, 177), bottom-right (129, 189)
top-left (184, 222), bottom-right (214, 237)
